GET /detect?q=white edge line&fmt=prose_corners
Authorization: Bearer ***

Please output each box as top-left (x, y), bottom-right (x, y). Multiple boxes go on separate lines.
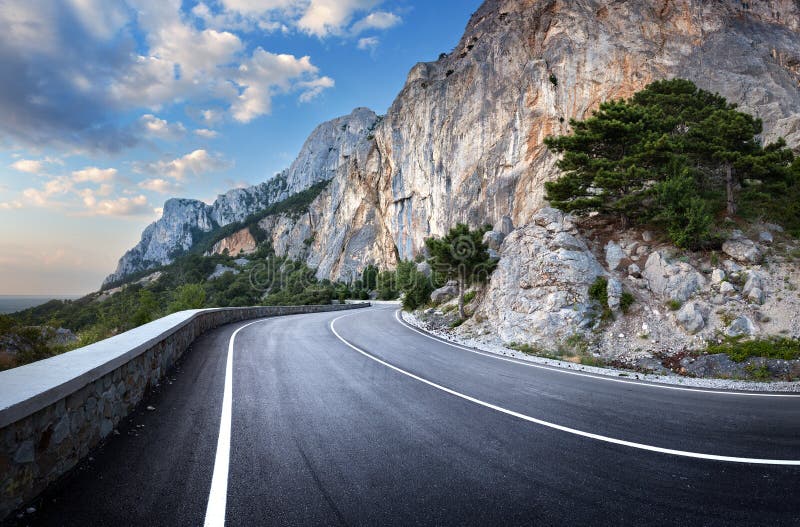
top-left (331, 313), bottom-right (800, 466)
top-left (204, 318), bottom-right (266, 527)
top-left (393, 310), bottom-right (800, 398)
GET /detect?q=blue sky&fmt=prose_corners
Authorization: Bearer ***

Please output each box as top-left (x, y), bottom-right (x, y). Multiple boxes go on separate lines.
top-left (0, 0), bottom-right (482, 295)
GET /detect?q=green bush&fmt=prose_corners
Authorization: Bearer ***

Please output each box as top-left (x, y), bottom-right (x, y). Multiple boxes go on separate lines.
top-left (707, 337), bottom-right (800, 362)
top-left (620, 292), bottom-right (635, 313)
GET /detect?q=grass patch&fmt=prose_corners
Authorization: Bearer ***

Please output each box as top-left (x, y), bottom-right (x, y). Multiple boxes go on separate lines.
top-left (666, 299), bottom-right (682, 311)
top-left (463, 291), bottom-right (476, 304)
top-left (449, 318), bottom-right (465, 328)
top-left (744, 363), bottom-right (772, 381)
top-left (620, 292), bottom-right (635, 313)
top-left (707, 336), bottom-right (800, 362)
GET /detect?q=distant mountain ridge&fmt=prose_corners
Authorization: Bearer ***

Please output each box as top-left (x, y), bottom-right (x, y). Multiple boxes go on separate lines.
top-left (103, 107), bottom-right (377, 286)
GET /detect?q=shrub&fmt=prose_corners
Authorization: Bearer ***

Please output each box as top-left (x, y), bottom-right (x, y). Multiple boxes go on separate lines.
top-left (620, 292), bottom-right (635, 313)
top-left (667, 299), bottom-right (682, 311)
top-left (707, 336), bottom-right (800, 362)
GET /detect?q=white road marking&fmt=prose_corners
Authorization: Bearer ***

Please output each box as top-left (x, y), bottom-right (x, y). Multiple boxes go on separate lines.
top-left (204, 319), bottom-right (266, 527)
top-left (393, 309), bottom-right (800, 398)
top-left (331, 313), bottom-right (800, 465)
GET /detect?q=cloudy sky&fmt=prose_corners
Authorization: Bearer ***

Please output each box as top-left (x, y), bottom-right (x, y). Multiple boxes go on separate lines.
top-left (0, 0), bottom-right (481, 295)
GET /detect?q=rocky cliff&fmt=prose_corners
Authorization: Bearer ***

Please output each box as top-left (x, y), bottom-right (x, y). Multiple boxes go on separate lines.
top-left (103, 108), bottom-right (377, 286)
top-left (109, 0), bottom-right (800, 288)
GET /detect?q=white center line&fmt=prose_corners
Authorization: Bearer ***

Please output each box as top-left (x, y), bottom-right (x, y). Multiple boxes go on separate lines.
top-left (204, 319), bottom-right (266, 527)
top-left (393, 309), bottom-right (800, 398)
top-left (331, 313), bottom-right (800, 466)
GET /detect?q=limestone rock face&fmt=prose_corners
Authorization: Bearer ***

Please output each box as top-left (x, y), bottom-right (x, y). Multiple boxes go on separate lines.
top-left (208, 227), bottom-right (257, 256)
top-left (103, 199), bottom-right (213, 286)
top-left (103, 108), bottom-right (378, 286)
top-left (470, 209), bottom-right (604, 347)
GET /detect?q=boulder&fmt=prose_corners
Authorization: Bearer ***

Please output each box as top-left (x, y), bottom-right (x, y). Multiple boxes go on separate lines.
top-left (642, 251), bottom-right (706, 302)
top-left (431, 280), bottom-right (459, 303)
top-left (627, 263), bottom-right (642, 278)
top-left (605, 241), bottom-right (626, 271)
top-left (726, 316), bottom-right (757, 337)
top-left (607, 278), bottom-right (623, 311)
top-left (473, 208), bottom-right (604, 348)
top-left (758, 231), bottom-right (774, 244)
top-left (742, 271), bottom-right (765, 304)
top-left (642, 231), bottom-right (655, 242)
top-left (482, 230), bottom-right (505, 251)
top-left (675, 302), bottom-right (706, 334)
top-left (719, 281), bottom-right (737, 296)
top-left (722, 231), bottom-right (762, 263)
top-left (723, 259), bottom-right (743, 273)
top-left (711, 269), bottom-right (726, 284)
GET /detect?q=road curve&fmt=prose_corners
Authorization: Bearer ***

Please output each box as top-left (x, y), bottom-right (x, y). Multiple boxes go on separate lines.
top-left (7, 305), bottom-right (800, 526)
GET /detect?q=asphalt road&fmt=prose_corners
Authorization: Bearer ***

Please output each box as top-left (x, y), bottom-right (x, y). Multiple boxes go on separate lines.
top-left (7, 305), bottom-right (800, 526)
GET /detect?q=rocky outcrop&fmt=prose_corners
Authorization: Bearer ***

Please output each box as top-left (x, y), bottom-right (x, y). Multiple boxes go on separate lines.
top-left (642, 252), bottom-right (706, 303)
top-left (467, 209), bottom-right (604, 347)
top-left (208, 227), bottom-right (257, 257)
top-left (722, 231), bottom-right (763, 264)
top-left (103, 108), bottom-right (378, 286)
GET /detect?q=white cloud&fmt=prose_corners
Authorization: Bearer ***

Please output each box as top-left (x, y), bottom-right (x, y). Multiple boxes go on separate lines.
top-left (194, 128), bottom-right (219, 138)
top-left (71, 167), bottom-right (118, 183)
top-left (0, 201), bottom-right (23, 210)
top-left (351, 11), bottom-right (400, 35)
top-left (297, 76), bottom-right (335, 102)
top-left (21, 176), bottom-right (74, 207)
top-left (147, 149), bottom-right (229, 181)
top-left (139, 114), bottom-right (186, 139)
top-left (138, 178), bottom-right (182, 194)
top-left (10, 159), bottom-right (45, 174)
top-left (83, 194), bottom-right (151, 216)
top-left (297, 0), bottom-right (378, 37)
top-left (357, 36), bottom-right (379, 50)
top-left (232, 49), bottom-right (329, 122)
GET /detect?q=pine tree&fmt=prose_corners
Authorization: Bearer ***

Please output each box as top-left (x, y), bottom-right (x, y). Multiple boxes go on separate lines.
top-left (424, 224), bottom-right (496, 319)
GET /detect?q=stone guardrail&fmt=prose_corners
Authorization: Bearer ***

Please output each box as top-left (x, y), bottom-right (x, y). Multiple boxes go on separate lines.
top-left (0, 303), bottom-right (369, 519)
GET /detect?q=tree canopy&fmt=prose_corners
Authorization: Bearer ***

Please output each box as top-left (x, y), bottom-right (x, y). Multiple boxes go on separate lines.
top-left (544, 79), bottom-right (798, 248)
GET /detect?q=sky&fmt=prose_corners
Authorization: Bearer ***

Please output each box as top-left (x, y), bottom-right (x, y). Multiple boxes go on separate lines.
top-left (0, 0), bottom-right (483, 296)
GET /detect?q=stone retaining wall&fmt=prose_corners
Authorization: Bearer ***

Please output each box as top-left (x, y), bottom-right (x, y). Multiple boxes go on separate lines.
top-left (0, 303), bottom-right (367, 519)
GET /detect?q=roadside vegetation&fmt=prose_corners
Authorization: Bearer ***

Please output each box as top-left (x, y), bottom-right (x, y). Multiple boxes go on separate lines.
top-left (706, 336), bottom-right (800, 362)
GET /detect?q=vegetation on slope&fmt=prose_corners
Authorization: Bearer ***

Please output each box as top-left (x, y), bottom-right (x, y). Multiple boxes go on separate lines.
top-left (545, 79), bottom-right (800, 248)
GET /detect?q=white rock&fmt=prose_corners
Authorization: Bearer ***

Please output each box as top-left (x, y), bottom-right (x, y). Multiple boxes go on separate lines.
top-left (726, 316), bottom-right (757, 337)
top-left (643, 251), bottom-right (706, 302)
top-left (604, 241), bottom-right (625, 270)
top-left (675, 301), bottom-right (707, 334)
top-left (473, 210), bottom-right (604, 348)
top-left (711, 269), bottom-right (726, 284)
top-left (719, 281), bottom-right (736, 296)
top-left (627, 263), bottom-right (642, 278)
top-left (722, 232), bottom-right (762, 263)
top-left (759, 231), bottom-right (774, 244)
top-left (607, 278), bottom-right (623, 311)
